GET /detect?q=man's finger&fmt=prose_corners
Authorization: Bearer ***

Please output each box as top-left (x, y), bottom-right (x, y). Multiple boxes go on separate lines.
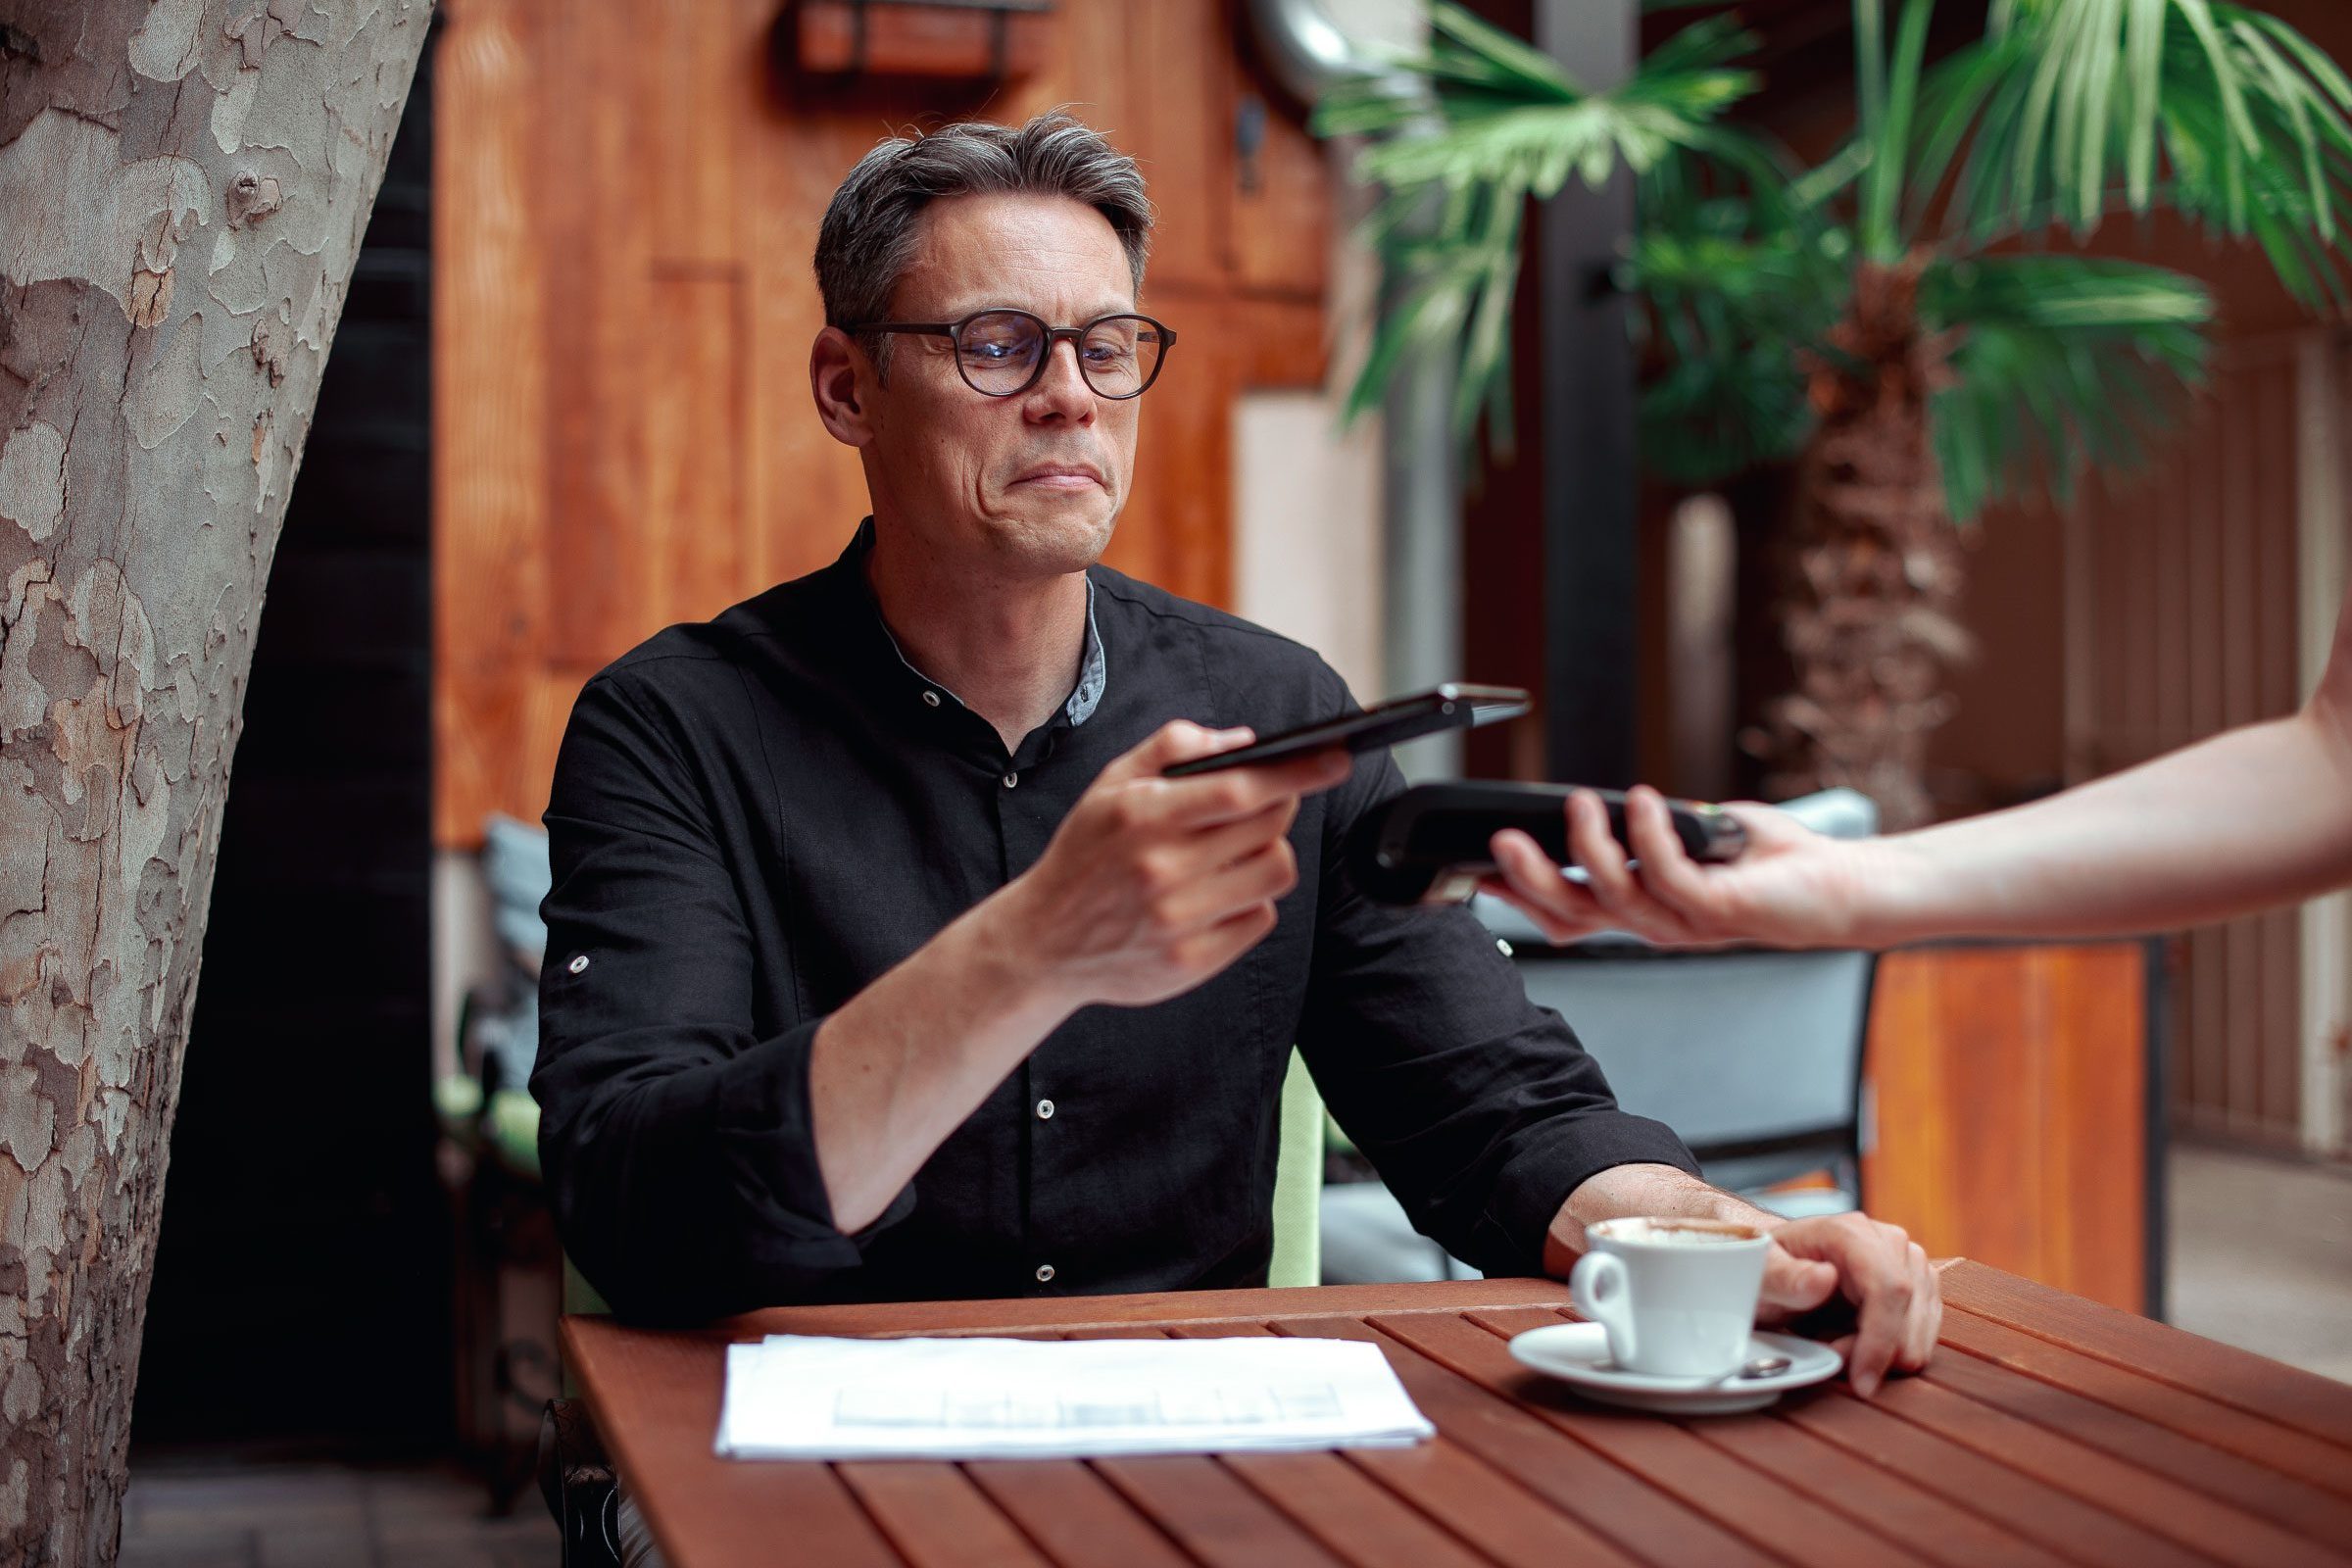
top-left (1161, 836), bottom-right (1300, 934)
top-left (1153, 746), bottom-right (1352, 827)
top-left (1166, 795), bottom-right (1300, 878)
top-left (1899, 1244), bottom-right (1941, 1370)
top-left (1840, 1237), bottom-right (1913, 1397)
top-left (1174, 896), bottom-right (1283, 976)
top-left (1758, 1248), bottom-right (1839, 1312)
top-left (1104, 721), bottom-right (1253, 786)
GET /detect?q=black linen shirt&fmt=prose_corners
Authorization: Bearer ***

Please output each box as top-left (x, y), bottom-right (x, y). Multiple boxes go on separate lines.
top-left (534, 521), bottom-right (1697, 1323)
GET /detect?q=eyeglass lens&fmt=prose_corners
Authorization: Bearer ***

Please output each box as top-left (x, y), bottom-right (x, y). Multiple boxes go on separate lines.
top-left (956, 311), bottom-right (1164, 398)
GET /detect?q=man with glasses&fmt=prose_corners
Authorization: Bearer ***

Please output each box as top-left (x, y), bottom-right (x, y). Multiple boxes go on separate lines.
top-left (532, 113), bottom-right (1938, 1393)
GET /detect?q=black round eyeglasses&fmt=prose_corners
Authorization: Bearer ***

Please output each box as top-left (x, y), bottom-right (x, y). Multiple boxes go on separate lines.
top-left (843, 308), bottom-right (1176, 400)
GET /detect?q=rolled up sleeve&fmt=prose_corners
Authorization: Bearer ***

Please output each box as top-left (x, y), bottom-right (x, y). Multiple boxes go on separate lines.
top-left (1297, 735), bottom-right (1697, 1279)
top-left (531, 672), bottom-right (912, 1323)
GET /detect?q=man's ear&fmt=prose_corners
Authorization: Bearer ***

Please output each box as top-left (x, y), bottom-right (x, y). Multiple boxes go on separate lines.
top-left (810, 326), bottom-right (876, 448)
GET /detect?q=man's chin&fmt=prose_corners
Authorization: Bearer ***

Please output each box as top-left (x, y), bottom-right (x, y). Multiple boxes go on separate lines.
top-left (989, 495), bottom-right (1119, 573)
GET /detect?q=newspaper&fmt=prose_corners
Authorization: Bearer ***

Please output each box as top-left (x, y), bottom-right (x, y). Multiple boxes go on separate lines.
top-left (714, 1332), bottom-right (1435, 1461)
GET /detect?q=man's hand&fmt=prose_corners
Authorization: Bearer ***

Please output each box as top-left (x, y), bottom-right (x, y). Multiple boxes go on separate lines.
top-left (1482, 785), bottom-right (1898, 951)
top-left (1548, 1167), bottom-right (1938, 1397)
top-left (1003, 721), bottom-right (1353, 1009)
top-left (1757, 1212), bottom-right (1941, 1396)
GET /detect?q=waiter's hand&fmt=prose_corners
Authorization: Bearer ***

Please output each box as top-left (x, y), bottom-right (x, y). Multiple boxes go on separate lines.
top-left (1481, 785), bottom-right (1881, 950)
top-left (1006, 721), bottom-right (1350, 1008)
top-left (1756, 1212), bottom-right (1940, 1396)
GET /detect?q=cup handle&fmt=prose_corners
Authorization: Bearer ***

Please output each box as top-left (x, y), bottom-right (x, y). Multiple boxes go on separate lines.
top-left (1569, 1250), bottom-right (1637, 1368)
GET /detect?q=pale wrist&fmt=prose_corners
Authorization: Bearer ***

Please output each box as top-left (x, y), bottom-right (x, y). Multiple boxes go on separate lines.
top-left (1836, 833), bottom-right (1942, 950)
top-left (960, 875), bottom-right (1091, 1023)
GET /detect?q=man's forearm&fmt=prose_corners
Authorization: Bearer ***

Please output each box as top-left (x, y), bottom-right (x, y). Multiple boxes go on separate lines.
top-left (808, 887), bottom-right (1079, 1231)
top-left (1541, 1162), bottom-right (1775, 1275)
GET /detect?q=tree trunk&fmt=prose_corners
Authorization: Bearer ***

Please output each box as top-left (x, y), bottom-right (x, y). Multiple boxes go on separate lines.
top-left (1755, 255), bottom-right (1973, 830)
top-left (0, 5), bottom-right (427, 1561)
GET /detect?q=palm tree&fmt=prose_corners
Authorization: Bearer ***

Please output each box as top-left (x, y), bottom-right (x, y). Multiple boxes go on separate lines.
top-left (1321, 0), bottom-right (2350, 826)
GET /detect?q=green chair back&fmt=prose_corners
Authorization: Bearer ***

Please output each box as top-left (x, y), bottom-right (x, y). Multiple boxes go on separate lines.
top-left (1267, 1048), bottom-right (1323, 1287)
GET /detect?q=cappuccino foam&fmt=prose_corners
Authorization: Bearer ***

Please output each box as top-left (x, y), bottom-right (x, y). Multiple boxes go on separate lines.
top-left (1596, 1217), bottom-right (1764, 1247)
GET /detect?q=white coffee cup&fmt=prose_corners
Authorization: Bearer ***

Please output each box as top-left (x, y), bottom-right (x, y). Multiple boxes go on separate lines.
top-left (1568, 1216), bottom-right (1771, 1378)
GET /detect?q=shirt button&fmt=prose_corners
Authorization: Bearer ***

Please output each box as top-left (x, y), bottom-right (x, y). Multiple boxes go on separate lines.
top-left (1003, 771), bottom-right (1019, 789)
top-left (1495, 938), bottom-right (1514, 957)
top-left (566, 955), bottom-right (590, 975)
top-left (1035, 1263), bottom-right (1055, 1284)
top-left (921, 690), bottom-right (941, 708)
top-left (1035, 1098), bottom-right (1055, 1120)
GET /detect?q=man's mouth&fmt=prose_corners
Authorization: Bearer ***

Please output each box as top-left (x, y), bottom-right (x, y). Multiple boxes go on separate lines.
top-left (1012, 463), bottom-right (1104, 489)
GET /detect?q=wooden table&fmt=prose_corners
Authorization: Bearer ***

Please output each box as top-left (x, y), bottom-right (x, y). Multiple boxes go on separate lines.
top-left (562, 1265), bottom-right (2352, 1567)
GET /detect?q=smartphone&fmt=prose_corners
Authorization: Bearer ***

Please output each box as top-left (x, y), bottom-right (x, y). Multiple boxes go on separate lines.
top-left (1348, 780), bottom-right (1748, 905)
top-left (1161, 684), bottom-right (1531, 778)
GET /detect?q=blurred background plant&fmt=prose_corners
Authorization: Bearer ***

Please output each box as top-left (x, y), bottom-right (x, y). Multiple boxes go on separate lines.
top-left (1322, 0), bottom-right (2352, 824)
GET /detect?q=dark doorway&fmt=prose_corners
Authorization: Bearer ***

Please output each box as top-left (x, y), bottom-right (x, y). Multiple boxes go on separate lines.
top-left (131, 44), bottom-right (444, 1451)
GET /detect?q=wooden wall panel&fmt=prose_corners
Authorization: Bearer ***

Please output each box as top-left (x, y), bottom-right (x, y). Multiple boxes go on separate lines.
top-left (433, 0), bottom-right (549, 845)
top-left (1122, 3), bottom-right (1231, 292)
top-left (1863, 944), bottom-right (2151, 1314)
top-left (539, 0), bottom-right (645, 674)
top-left (646, 270), bottom-right (748, 628)
top-left (2067, 340), bottom-right (2309, 1147)
top-left (434, 0), bottom-right (1333, 846)
top-left (1228, 81), bottom-right (1331, 298)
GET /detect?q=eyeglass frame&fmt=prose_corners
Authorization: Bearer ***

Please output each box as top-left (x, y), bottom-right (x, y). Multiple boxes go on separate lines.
top-left (841, 308), bottom-right (1178, 400)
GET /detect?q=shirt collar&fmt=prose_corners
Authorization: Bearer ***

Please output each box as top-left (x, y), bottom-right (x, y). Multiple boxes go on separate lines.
top-left (840, 517), bottom-right (1108, 729)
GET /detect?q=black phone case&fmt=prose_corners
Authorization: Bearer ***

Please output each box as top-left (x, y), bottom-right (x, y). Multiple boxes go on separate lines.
top-left (1348, 781), bottom-right (1747, 905)
top-left (1161, 685), bottom-right (1528, 778)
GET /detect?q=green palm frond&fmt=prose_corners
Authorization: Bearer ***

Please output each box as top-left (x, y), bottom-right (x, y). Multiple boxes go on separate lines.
top-left (1319, 3), bottom-right (1766, 451)
top-left (1923, 254), bottom-right (2212, 523)
top-left (1927, 0), bottom-right (2352, 302)
top-left (1627, 218), bottom-right (1851, 482)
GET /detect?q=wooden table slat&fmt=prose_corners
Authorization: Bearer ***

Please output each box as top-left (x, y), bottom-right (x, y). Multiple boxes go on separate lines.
top-left (1863, 1368), bottom-right (2347, 1568)
top-left (1937, 1301), bottom-right (2352, 1499)
top-left (1928, 1319), bottom-right (2352, 1545)
top-left (1779, 1382), bottom-right (2218, 1568)
top-left (962, 1461), bottom-right (1201, 1568)
top-left (1274, 1315), bottom-right (1710, 1568)
top-left (1055, 1325), bottom-right (1346, 1567)
top-left (1376, 1308), bottom-right (1929, 1568)
top-left (1684, 1396), bottom-right (2075, 1568)
top-left (1165, 1322), bottom-right (1527, 1568)
top-left (1941, 1260), bottom-right (2352, 1451)
top-left (836, 1462), bottom-right (1056, 1568)
top-left (1091, 1453), bottom-right (1350, 1568)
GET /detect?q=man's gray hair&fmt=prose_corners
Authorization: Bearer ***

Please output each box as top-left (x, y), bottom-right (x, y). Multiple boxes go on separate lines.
top-left (814, 112), bottom-right (1153, 369)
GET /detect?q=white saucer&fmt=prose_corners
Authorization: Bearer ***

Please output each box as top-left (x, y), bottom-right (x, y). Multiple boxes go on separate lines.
top-left (1507, 1323), bottom-right (1842, 1415)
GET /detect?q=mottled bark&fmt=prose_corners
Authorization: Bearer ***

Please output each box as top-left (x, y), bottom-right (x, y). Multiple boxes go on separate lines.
top-left (0, 4), bottom-right (427, 1562)
top-left (1755, 256), bottom-right (1973, 830)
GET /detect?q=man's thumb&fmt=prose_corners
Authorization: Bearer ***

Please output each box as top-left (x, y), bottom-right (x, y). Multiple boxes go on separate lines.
top-left (1761, 1253), bottom-right (1839, 1311)
top-left (1116, 720), bottom-right (1251, 782)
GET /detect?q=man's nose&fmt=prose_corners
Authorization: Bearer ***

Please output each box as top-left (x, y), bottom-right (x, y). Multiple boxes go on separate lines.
top-left (1026, 337), bottom-right (1096, 420)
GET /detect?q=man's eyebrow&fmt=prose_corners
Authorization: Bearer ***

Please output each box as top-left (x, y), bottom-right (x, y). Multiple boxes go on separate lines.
top-left (930, 300), bottom-right (1142, 321)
